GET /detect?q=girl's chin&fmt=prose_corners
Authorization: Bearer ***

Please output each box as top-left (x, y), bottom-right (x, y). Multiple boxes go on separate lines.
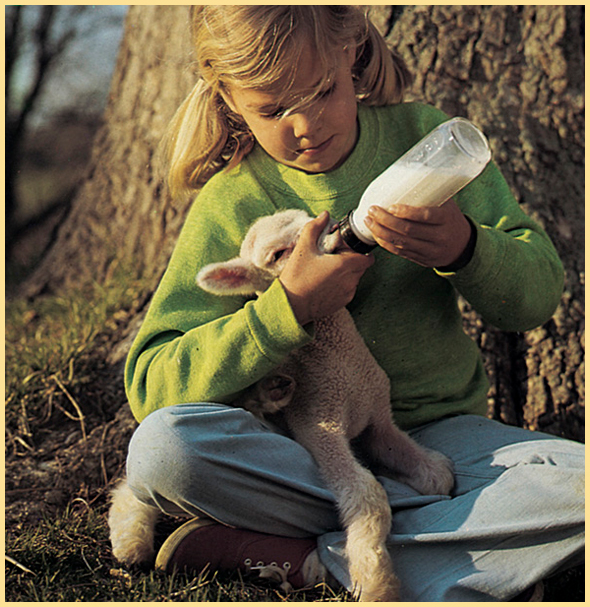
top-left (292, 142), bottom-right (353, 173)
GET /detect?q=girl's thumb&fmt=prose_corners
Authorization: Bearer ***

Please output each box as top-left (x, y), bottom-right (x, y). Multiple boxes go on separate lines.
top-left (301, 211), bottom-right (330, 247)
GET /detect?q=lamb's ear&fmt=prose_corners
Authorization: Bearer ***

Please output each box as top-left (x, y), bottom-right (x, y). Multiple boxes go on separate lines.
top-left (196, 258), bottom-right (261, 296)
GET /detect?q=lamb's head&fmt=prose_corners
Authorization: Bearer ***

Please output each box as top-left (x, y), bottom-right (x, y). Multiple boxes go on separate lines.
top-left (196, 210), bottom-right (342, 296)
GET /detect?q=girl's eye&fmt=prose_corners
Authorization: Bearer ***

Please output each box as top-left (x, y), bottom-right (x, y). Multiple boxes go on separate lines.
top-left (260, 107), bottom-right (286, 120)
top-left (259, 84), bottom-right (336, 120)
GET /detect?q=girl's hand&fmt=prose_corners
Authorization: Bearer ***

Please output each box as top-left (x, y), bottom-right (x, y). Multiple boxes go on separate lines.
top-left (280, 212), bottom-right (374, 326)
top-left (364, 200), bottom-right (472, 268)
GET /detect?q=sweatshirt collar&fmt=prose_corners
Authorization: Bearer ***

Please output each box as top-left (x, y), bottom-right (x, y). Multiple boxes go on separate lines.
top-left (246, 104), bottom-right (380, 200)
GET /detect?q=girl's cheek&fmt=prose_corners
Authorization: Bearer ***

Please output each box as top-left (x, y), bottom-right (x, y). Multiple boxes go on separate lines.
top-left (276, 124), bottom-right (297, 150)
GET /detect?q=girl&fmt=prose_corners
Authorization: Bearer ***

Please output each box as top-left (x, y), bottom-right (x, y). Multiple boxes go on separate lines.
top-left (123, 6), bottom-right (583, 601)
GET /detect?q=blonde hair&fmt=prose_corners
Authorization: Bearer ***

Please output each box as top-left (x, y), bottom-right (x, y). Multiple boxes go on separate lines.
top-left (163, 6), bottom-right (411, 199)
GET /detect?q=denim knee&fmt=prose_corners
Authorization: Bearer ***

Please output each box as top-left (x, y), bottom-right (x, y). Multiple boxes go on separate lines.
top-left (125, 405), bottom-right (202, 514)
top-left (124, 402), bottom-right (339, 534)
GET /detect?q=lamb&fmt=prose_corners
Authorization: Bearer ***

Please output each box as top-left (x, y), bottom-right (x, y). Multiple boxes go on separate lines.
top-left (108, 210), bottom-right (454, 601)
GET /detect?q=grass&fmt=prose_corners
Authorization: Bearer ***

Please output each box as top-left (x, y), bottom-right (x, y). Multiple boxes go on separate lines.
top-left (4, 267), bottom-right (351, 602)
top-left (6, 504), bottom-right (347, 602)
top-left (5, 263), bottom-right (584, 602)
top-left (6, 266), bottom-right (141, 450)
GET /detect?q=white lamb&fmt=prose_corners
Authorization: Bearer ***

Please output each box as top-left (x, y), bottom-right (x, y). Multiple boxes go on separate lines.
top-left (108, 210), bottom-right (454, 601)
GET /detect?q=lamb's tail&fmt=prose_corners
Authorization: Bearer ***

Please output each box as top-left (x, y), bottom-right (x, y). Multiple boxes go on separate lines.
top-left (108, 478), bottom-right (160, 565)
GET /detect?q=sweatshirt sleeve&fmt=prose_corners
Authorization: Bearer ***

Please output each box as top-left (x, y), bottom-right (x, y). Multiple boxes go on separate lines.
top-left (124, 180), bottom-right (312, 423)
top-left (435, 159), bottom-right (564, 332)
top-left (394, 103), bottom-right (563, 332)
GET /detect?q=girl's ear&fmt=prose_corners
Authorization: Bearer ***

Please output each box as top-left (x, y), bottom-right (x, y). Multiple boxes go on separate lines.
top-left (196, 258), bottom-right (262, 296)
top-left (219, 87), bottom-right (239, 115)
top-left (345, 44), bottom-right (357, 68)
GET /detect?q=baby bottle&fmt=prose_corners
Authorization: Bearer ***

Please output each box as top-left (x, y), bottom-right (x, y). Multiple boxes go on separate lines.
top-left (338, 117), bottom-right (492, 253)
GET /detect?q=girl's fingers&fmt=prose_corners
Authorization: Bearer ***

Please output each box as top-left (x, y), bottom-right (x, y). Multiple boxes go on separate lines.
top-left (366, 200), bottom-right (472, 267)
top-left (366, 205), bottom-right (437, 243)
top-left (365, 215), bottom-right (401, 247)
top-left (374, 237), bottom-right (433, 266)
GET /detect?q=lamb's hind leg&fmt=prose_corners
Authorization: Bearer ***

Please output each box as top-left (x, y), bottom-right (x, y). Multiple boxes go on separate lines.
top-left (108, 478), bottom-right (160, 565)
top-left (341, 467), bottom-right (401, 602)
top-left (293, 427), bottom-right (400, 602)
top-left (367, 416), bottom-right (455, 496)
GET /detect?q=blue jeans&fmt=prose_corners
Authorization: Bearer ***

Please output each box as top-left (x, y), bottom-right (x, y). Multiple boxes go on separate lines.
top-left (126, 404), bottom-right (584, 601)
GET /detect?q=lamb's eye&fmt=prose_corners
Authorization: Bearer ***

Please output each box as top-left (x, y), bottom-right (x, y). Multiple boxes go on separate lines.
top-left (272, 249), bottom-right (288, 263)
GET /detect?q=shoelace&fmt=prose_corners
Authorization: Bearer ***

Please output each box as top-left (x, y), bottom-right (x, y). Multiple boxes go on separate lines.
top-left (246, 558), bottom-right (293, 592)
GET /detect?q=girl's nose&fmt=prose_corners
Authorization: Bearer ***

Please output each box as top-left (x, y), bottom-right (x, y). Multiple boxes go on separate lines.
top-left (291, 107), bottom-right (320, 139)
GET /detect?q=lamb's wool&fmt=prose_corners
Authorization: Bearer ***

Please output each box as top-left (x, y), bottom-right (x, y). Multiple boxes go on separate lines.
top-left (109, 210), bottom-right (454, 602)
top-left (195, 210), bottom-right (454, 600)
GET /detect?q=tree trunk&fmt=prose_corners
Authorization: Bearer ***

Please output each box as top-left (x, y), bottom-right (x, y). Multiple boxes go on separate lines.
top-left (22, 5), bottom-right (195, 297)
top-left (374, 5), bottom-right (584, 440)
top-left (22, 6), bottom-right (584, 440)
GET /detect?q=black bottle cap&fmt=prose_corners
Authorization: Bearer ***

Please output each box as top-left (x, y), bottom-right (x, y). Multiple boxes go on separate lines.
top-left (338, 211), bottom-right (377, 255)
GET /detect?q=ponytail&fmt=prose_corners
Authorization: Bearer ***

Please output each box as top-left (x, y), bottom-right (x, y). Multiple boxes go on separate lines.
top-left (353, 19), bottom-right (412, 106)
top-left (161, 80), bottom-right (254, 199)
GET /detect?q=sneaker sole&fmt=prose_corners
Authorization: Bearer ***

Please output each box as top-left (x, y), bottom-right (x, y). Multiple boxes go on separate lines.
top-left (155, 517), bottom-right (217, 572)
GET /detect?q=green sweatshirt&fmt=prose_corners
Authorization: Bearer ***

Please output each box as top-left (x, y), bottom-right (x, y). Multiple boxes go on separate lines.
top-left (125, 102), bottom-right (564, 428)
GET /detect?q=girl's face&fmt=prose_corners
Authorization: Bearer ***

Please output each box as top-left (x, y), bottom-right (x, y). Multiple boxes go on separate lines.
top-left (224, 47), bottom-right (358, 174)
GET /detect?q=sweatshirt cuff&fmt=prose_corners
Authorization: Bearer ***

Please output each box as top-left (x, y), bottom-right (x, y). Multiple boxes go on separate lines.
top-left (435, 217), bottom-right (502, 276)
top-left (245, 278), bottom-right (313, 362)
top-left (436, 215), bottom-right (478, 273)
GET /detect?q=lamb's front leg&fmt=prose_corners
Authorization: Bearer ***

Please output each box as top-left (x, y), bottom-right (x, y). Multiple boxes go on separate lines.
top-left (291, 424), bottom-right (400, 602)
top-left (367, 416), bottom-right (455, 496)
top-left (233, 373), bottom-right (296, 417)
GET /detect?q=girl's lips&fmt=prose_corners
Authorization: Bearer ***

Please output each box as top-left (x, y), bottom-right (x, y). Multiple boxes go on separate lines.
top-left (297, 135), bottom-right (334, 156)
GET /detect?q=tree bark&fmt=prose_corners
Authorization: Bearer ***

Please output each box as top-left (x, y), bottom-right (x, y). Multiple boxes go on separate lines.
top-left (22, 6), bottom-right (195, 297)
top-left (373, 5), bottom-right (584, 439)
top-left (22, 6), bottom-right (584, 440)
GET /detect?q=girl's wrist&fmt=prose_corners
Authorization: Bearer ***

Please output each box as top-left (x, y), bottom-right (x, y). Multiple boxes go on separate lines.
top-left (280, 280), bottom-right (312, 326)
top-left (437, 215), bottom-right (478, 272)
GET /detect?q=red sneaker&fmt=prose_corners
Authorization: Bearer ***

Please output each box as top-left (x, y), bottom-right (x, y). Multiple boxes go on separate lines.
top-left (155, 517), bottom-right (328, 592)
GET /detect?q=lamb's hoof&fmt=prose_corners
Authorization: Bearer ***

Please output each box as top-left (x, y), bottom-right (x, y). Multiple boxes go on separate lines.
top-left (247, 374), bottom-right (295, 414)
top-left (409, 448), bottom-right (455, 496)
top-left (348, 546), bottom-right (401, 602)
top-left (354, 576), bottom-right (401, 602)
top-left (236, 374), bottom-right (295, 417)
top-left (259, 374), bottom-right (295, 405)
top-left (112, 538), bottom-right (155, 565)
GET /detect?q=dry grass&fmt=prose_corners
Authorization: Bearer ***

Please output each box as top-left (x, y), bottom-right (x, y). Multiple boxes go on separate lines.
top-left (4, 265), bottom-right (584, 602)
top-left (4, 267), bottom-right (352, 602)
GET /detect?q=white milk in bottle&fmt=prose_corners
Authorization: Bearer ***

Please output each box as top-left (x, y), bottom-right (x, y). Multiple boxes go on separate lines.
top-left (338, 117), bottom-right (491, 253)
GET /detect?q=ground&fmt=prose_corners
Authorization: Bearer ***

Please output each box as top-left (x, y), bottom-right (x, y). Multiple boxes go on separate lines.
top-left (4, 275), bottom-right (584, 601)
